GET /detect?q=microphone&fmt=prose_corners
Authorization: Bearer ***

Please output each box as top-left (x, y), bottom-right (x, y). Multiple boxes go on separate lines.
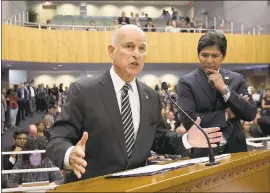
top-left (161, 82), bottom-right (220, 166)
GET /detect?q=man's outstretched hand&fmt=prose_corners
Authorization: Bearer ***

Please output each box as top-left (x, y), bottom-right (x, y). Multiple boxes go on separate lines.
top-left (69, 132), bottom-right (88, 179)
top-left (187, 117), bottom-right (222, 148)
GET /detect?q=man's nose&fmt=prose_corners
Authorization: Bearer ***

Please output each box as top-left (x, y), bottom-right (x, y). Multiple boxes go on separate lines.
top-left (132, 47), bottom-right (140, 57)
top-left (206, 56), bottom-right (213, 64)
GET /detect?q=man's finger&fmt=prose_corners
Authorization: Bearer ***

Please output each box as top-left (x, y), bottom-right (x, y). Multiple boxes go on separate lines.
top-left (205, 127), bottom-right (220, 134)
top-left (72, 162), bottom-right (86, 175)
top-left (77, 132), bottom-right (88, 147)
top-left (210, 137), bottom-right (222, 144)
top-left (208, 132), bottom-right (222, 139)
top-left (73, 169), bottom-right (82, 179)
top-left (210, 143), bottom-right (218, 148)
top-left (206, 69), bottom-right (219, 74)
top-left (73, 147), bottom-right (85, 158)
top-left (194, 117), bottom-right (201, 128)
top-left (70, 153), bottom-right (87, 167)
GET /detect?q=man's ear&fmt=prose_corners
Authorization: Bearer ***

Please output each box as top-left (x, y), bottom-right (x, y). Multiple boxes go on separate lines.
top-left (108, 45), bottom-right (115, 59)
top-left (221, 55), bottom-right (226, 62)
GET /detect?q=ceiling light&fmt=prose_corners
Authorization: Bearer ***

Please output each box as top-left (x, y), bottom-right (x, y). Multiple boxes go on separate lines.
top-left (57, 65), bottom-right (63, 67)
top-left (53, 68), bottom-right (57, 70)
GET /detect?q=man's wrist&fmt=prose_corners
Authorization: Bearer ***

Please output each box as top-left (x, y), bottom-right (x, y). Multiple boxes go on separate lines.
top-left (220, 85), bottom-right (229, 95)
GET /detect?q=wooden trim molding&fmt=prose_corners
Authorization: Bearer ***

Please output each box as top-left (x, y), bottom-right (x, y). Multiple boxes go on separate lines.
top-left (161, 158), bottom-right (270, 192)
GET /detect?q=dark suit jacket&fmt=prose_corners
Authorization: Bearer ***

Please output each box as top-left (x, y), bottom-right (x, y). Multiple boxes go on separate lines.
top-left (118, 17), bottom-right (130, 24)
top-left (177, 68), bottom-right (257, 157)
top-left (46, 70), bottom-right (188, 182)
top-left (143, 24), bottom-right (156, 32)
top-left (3, 145), bottom-right (18, 170)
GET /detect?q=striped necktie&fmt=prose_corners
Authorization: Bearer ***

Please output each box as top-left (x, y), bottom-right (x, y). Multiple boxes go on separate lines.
top-left (121, 83), bottom-right (135, 158)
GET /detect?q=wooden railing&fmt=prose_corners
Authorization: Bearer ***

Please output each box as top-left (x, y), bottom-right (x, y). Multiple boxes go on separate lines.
top-left (2, 24), bottom-right (270, 64)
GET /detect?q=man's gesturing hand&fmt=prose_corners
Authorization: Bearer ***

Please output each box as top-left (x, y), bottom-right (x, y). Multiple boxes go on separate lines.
top-left (187, 117), bottom-right (222, 148)
top-left (69, 132), bottom-right (88, 179)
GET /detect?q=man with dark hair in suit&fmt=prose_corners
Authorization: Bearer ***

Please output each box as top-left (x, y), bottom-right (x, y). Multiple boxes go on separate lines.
top-left (46, 25), bottom-right (222, 183)
top-left (177, 31), bottom-right (257, 158)
top-left (118, 12), bottom-right (130, 25)
top-left (3, 129), bottom-right (28, 170)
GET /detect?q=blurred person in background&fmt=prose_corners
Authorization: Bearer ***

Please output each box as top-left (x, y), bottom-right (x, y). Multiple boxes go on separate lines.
top-left (118, 12), bottom-right (130, 25)
top-left (9, 89), bottom-right (19, 129)
top-left (7, 137), bottom-right (64, 188)
top-left (262, 88), bottom-right (270, 116)
top-left (3, 129), bottom-right (28, 170)
top-left (143, 18), bottom-right (156, 32)
top-left (43, 114), bottom-right (53, 132)
top-left (36, 120), bottom-right (50, 140)
top-left (2, 88), bottom-right (7, 135)
top-left (28, 124), bottom-right (38, 138)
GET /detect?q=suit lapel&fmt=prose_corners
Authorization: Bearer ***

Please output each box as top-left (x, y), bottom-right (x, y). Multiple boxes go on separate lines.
top-left (220, 68), bottom-right (231, 88)
top-left (98, 71), bottom-right (128, 163)
top-left (195, 68), bottom-right (217, 107)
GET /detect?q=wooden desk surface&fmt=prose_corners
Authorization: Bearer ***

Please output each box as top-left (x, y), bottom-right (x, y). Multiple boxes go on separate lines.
top-left (51, 150), bottom-right (270, 192)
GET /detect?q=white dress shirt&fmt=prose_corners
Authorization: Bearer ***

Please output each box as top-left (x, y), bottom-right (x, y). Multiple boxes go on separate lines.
top-left (30, 87), bottom-right (35, 97)
top-left (63, 68), bottom-right (192, 169)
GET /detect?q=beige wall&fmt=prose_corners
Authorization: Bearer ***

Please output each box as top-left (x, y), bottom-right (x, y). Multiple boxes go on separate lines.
top-left (27, 1), bottom-right (189, 23)
top-left (27, 71), bottom-right (80, 88)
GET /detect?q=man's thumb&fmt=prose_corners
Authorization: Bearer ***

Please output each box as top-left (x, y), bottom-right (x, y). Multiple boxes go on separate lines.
top-left (195, 117), bottom-right (201, 127)
top-left (77, 132), bottom-right (88, 146)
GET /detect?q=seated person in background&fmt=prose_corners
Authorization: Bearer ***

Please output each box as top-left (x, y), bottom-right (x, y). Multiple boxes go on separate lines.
top-left (110, 19), bottom-right (121, 31)
top-left (242, 121), bottom-right (253, 138)
top-left (47, 104), bottom-right (55, 125)
top-left (175, 124), bottom-right (187, 135)
top-left (262, 88), bottom-right (270, 116)
top-left (186, 22), bottom-right (194, 33)
top-left (86, 21), bottom-right (98, 31)
top-left (165, 111), bottom-right (180, 132)
top-left (165, 20), bottom-right (173, 32)
top-left (134, 13), bottom-right (141, 27)
top-left (28, 124), bottom-right (38, 138)
top-left (250, 113), bottom-right (265, 137)
top-left (3, 129), bottom-right (28, 170)
top-left (118, 12), bottom-right (130, 25)
top-left (7, 137), bottom-right (64, 188)
top-left (47, 93), bottom-right (57, 107)
top-left (36, 120), bottom-right (50, 140)
top-left (43, 114), bottom-right (53, 133)
top-left (250, 86), bottom-right (261, 108)
top-left (143, 18), bottom-right (156, 32)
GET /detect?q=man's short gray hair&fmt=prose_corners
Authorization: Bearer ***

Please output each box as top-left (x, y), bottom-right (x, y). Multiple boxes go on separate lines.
top-left (112, 24), bottom-right (145, 46)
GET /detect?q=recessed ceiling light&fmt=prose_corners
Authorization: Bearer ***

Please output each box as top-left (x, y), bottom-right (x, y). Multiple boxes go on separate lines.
top-left (57, 65), bottom-right (63, 67)
top-left (53, 68), bottom-right (57, 70)
top-left (6, 64), bottom-right (11, 67)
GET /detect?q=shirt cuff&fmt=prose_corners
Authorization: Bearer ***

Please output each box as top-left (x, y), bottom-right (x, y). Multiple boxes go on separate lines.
top-left (9, 156), bottom-right (16, 165)
top-left (64, 146), bottom-right (74, 170)
top-left (223, 91), bottom-right (231, 102)
top-left (182, 133), bottom-right (193, 149)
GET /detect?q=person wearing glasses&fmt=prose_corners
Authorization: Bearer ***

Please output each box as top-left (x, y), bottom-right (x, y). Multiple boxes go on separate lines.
top-left (3, 130), bottom-right (28, 170)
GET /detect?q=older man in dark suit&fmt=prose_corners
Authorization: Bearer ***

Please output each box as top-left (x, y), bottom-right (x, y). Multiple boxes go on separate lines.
top-left (177, 31), bottom-right (257, 158)
top-left (46, 25), bottom-right (222, 183)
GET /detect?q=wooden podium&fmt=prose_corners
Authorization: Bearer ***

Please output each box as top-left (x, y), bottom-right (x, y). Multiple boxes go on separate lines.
top-left (50, 150), bottom-right (270, 192)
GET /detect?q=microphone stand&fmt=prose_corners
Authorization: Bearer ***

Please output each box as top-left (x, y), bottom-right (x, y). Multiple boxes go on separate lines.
top-left (162, 85), bottom-right (220, 166)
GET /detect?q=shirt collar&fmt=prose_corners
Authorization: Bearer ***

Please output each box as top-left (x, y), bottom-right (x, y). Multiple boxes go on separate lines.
top-left (167, 119), bottom-right (175, 124)
top-left (110, 67), bottom-right (137, 94)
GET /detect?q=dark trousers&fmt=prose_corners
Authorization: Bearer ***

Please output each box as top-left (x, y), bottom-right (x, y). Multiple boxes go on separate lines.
top-left (36, 98), bottom-right (47, 111)
top-left (16, 101), bottom-right (25, 126)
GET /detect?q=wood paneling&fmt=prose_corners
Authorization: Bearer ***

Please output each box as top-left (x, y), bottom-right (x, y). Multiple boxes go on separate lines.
top-left (2, 24), bottom-right (270, 64)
